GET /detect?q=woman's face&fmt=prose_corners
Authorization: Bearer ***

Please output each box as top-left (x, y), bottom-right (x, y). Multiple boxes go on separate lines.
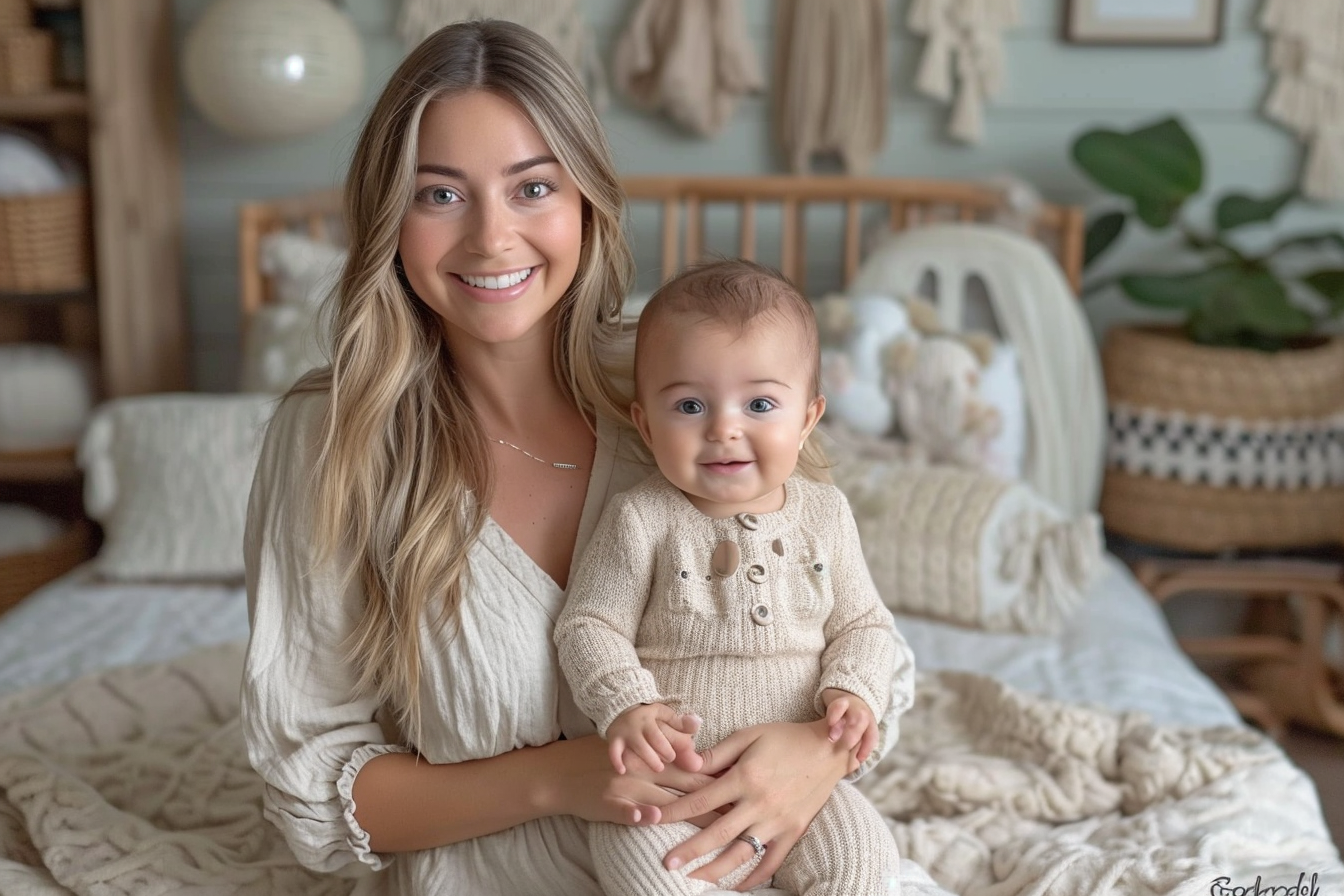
top-left (399, 90), bottom-right (584, 349)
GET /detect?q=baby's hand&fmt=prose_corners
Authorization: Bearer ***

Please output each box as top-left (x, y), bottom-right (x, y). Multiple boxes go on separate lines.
top-left (821, 688), bottom-right (878, 765)
top-left (607, 703), bottom-right (703, 775)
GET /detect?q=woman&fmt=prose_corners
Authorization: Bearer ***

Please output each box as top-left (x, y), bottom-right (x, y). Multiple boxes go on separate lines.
top-left (241, 20), bottom-right (912, 895)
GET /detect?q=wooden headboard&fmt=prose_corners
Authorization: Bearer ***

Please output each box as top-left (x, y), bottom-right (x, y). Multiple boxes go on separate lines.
top-left (238, 175), bottom-right (1084, 325)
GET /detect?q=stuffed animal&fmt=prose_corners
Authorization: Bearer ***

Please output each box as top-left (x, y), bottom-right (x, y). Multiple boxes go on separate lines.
top-left (817, 292), bottom-right (1001, 470)
top-left (884, 334), bottom-right (1002, 469)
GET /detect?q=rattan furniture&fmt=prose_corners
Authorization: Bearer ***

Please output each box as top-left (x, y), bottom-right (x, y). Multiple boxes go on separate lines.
top-left (1132, 557), bottom-right (1344, 740)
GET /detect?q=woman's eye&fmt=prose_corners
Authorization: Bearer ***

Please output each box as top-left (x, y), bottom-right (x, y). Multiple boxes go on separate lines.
top-left (676, 399), bottom-right (704, 415)
top-left (520, 181), bottom-right (553, 200)
top-left (422, 187), bottom-right (458, 205)
top-left (748, 398), bottom-right (775, 413)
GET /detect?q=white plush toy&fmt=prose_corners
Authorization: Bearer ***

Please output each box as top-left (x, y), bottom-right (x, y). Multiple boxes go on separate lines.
top-left (885, 334), bottom-right (1002, 469)
top-left (816, 294), bottom-right (911, 436)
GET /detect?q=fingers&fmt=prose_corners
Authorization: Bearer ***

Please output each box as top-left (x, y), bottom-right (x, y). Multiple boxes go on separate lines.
top-left (686, 838), bottom-right (756, 884)
top-left (653, 774), bottom-right (737, 825)
top-left (663, 810), bottom-right (741, 871)
top-left (825, 695), bottom-right (850, 728)
top-left (735, 833), bottom-right (794, 891)
top-left (695, 727), bottom-right (754, 776)
top-left (856, 722), bottom-right (879, 764)
top-left (609, 737), bottom-right (627, 775)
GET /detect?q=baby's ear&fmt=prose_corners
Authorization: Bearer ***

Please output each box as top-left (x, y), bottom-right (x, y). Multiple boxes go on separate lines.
top-left (629, 402), bottom-right (654, 448)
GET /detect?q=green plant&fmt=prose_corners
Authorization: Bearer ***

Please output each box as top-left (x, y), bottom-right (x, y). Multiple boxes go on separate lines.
top-left (1072, 116), bottom-right (1344, 350)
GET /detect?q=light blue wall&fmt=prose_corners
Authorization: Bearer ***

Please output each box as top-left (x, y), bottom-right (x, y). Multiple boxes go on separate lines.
top-left (177, 0), bottom-right (1336, 391)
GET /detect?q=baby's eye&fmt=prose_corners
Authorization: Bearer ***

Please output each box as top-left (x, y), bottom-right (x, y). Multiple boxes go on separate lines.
top-left (520, 181), bottom-right (554, 200)
top-left (676, 399), bottom-right (704, 415)
top-left (747, 398), bottom-right (775, 413)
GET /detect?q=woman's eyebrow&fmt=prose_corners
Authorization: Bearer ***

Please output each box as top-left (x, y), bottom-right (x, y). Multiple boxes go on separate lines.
top-left (415, 155), bottom-right (559, 178)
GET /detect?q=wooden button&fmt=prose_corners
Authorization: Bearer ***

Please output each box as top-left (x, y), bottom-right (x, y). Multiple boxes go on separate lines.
top-left (712, 540), bottom-right (740, 577)
top-left (747, 564), bottom-right (766, 584)
top-left (751, 603), bottom-right (774, 625)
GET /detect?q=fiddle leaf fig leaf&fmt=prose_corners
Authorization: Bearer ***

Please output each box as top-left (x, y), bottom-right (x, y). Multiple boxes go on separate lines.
top-left (1215, 189), bottom-right (1295, 232)
top-left (1118, 267), bottom-right (1236, 310)
top-left (1274, 231), bottom-right (1344, 254)
top-left (1228, 270), bottom-right (1314, 337)
top-left (1072, 117), bottom-right (1203, 228)
top-left (1303, 269), bottom-right (1344, 314)
top-left (1084, 211), bottom-right (1126, 267)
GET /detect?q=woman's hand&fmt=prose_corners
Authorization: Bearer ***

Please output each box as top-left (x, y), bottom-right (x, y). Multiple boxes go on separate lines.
top-left (539, 734), bottom-right (717, 827)
top-left (654, 719), bottom-right (856, 891)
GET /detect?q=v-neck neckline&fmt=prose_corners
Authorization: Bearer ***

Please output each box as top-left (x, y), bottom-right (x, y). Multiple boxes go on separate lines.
top-left (480, 415), bottom-right (619, 610)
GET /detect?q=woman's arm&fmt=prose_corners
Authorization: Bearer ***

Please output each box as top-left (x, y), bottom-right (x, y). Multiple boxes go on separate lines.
top-left (352, 733), bottom-right (717, 852)
top-left (655, 719), bottom-right (856, 890)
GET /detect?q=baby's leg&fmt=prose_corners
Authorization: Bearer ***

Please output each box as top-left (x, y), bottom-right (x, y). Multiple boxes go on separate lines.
top-left (590, 820), bottom-right (761, 896)
top-left (771, 782), bottom-right (900, 896)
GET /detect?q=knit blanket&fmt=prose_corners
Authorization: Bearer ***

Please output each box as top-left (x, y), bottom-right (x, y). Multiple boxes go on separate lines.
top-left (0, 645), bottom-right (1339, 896)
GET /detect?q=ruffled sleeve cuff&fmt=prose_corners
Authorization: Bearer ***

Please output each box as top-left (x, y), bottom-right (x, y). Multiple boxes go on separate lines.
top-left (335, 743), bottom-right (415, 870)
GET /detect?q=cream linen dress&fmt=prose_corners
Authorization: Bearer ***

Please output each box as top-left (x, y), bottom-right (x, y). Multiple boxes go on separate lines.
top-left (240, 392), bottom-right (907, 896)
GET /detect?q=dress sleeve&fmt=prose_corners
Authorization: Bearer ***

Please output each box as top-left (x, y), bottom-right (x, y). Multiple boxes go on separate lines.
top-left (239, 394), bottom-right (410, 874)
top-left (813, 485), bottom-right (916, 780)
top-left (553, 491), bottom-right (666, 735)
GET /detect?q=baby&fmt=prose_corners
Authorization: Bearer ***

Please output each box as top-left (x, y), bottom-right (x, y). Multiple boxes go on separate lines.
top-left (555, 259), bottom-right (909, 895)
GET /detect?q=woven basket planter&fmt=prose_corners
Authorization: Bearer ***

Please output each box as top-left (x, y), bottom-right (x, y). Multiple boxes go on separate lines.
top-left (0, 517), bottom-right (91, 616)
top-left (0, 186), bottom-right (90, 292)
top-left (0, 0), bottom-right (31, 32)
top-left (0, 27), bottom-right (53, 95)
top-left (1100, 325), bottom-right (1344, 552)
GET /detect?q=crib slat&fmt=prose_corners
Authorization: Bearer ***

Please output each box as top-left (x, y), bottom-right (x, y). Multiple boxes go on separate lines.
top-left (844, 200), bottom-right (862, 287)
top-left (739, 200), bottom-right (757, 260)
top-left (660, 199), bottom-right (679, 282)
top-left (685, 197), bottom-right (702, 265)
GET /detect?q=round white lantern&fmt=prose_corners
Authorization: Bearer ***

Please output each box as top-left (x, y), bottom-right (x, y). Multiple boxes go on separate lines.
top-left (182, 0), bottom-right (365, 140)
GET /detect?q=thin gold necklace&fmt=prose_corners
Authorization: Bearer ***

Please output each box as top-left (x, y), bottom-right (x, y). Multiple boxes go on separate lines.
top-left (488, 436), bottom-right (579, 470)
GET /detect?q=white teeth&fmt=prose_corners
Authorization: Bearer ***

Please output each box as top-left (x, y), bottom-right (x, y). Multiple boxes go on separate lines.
top-left (462, 268), bottom-right (531, 289)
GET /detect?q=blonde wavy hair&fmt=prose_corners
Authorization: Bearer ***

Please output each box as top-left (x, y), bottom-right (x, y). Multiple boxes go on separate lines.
top-left (288, 20), bottom-right (634, 741)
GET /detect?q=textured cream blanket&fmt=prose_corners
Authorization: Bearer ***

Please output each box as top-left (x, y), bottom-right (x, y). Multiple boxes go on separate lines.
top-left (0, 645), bottom-right (1340, 896)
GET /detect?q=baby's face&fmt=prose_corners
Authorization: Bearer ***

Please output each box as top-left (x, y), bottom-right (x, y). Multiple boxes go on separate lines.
top-left (632, 313), bottom-right (824, 518)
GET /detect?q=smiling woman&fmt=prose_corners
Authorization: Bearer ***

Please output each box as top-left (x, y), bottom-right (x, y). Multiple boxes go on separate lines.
top-left (239, 18), bottom-right (876, 896)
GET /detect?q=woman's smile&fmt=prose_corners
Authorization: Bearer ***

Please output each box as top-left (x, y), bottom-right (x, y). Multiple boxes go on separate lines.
top-left (452, 266), bottom-right (540, 303)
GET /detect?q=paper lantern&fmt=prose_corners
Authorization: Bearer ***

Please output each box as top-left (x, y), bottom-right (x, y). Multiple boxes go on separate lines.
top-left (182, 0), bottom-right (365, 140)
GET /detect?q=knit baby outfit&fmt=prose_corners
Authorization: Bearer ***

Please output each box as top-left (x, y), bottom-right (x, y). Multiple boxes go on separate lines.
top-left (555, 472), bottom-right (908, 895)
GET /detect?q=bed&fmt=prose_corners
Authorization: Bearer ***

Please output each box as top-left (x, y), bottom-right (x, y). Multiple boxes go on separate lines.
top-left (0, 175), bottom-right (1338, 896)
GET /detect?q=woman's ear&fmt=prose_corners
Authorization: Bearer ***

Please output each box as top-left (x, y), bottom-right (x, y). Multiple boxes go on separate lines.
top-left (630, 401), bottom-right (655, 448)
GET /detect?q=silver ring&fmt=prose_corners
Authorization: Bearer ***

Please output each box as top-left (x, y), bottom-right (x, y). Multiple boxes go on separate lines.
top-left (736, 833), bottom-right (767, 860)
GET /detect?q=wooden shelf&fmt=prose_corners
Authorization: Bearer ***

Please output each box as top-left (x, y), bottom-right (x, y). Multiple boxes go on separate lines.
top-left (0, 449), bottom-right (79, 483)
top-left (0, 91), bottom-right (89, 120)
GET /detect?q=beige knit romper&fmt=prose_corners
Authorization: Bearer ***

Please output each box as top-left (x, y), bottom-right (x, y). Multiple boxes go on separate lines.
top-left (556, 473), bottom-right (907, 895)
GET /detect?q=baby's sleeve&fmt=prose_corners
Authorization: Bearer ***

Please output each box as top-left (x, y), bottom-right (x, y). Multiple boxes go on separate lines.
top-left (554, 491), bottom-right (666, 735)
top-left (240, 395), bottom-right (411, 874)
top-left (814, 485), bottom-right (916, 779)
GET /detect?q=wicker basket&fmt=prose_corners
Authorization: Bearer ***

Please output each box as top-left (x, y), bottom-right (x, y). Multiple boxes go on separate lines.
top-left (0, 186), bottom-right (90, 292)
top-left (1100, 325), bottom-right (1344, 552)
top-left (0, 518), bottom-right (91, 616)
top-left (0, 27), bottom-right (53, 95)
top-left (0, 0), bottom-right (31, 31)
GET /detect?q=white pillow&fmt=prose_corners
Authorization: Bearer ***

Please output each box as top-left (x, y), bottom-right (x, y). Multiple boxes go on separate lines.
top-left (0, 344), bottom-right (95, 451)
top-left (978, 342), bottom-right (1026, 480)
top-left (258, 232), bottom-right (345, 307)
top-left (78, 394), bottom-right (276, 581)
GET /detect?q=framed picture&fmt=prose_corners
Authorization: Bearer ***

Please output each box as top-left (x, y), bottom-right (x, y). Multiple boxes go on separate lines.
top-left (1063, 0), bottom-right (1225, 46)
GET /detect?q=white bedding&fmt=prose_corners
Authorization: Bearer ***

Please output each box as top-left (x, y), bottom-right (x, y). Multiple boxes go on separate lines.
top-left (0, 555), bottom-right (1238, 729)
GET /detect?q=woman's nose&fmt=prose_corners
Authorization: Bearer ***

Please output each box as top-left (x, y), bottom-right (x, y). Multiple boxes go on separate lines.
top-left (466, 199), bottom-right (513, 257)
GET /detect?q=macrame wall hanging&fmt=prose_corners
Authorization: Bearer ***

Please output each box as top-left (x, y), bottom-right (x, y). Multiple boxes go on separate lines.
top-left (1260, 0), bottom-right (1344, 202)
top-left (774, 0), bottom-right (887, 173)
top-left (612, 0), bottom-right (762, 138)
top-left (397, 0), bottom-right (608, 109)
top-left (908, 0), bottom-right (1020, 145)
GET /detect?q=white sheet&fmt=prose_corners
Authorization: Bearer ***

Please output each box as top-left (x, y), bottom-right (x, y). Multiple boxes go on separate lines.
top-left (0, 556), bottom-right (1240, 731)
